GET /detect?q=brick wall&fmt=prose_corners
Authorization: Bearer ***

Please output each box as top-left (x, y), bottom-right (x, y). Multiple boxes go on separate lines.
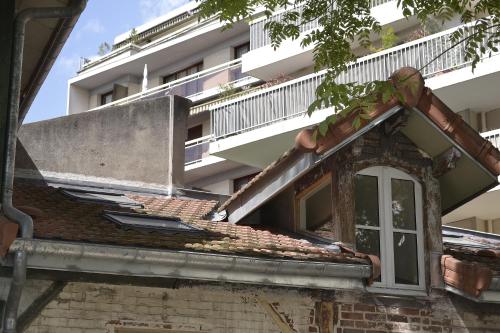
top-left (23, 281), bottom-right (500, 333)
top-left (334, 290), bottom-right (500, 333)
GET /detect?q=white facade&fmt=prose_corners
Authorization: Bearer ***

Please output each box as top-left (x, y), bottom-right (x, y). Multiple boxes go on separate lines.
top-left (67, 1), bottom-right (500, 232)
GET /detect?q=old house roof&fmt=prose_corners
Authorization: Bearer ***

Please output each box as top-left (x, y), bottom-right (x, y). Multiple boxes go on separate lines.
top-left (10, 180), bottom-right (369, 265)
top-left (442, 226), bottom-right (500, 301)
top-left (1, 178), bottom-right (377, 289)
top-left (221, 67), bottom-right (500, 223)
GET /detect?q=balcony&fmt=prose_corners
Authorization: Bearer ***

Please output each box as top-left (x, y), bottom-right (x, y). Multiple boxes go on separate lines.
top-left (249, 0), bottom-right (394, 50)
top-left (185, 135), bottom-right (211, 165)
top-left (209, 23), bottom-right (500, 168)
top-left (482, 129), bottom-right (500, 150)
top-left (243, 0), bottom-right (413, 80)
top-left (87, 59), bottom-right (259, 113)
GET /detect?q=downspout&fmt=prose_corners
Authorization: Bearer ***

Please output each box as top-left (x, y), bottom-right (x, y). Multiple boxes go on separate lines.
top-left (1, 2), bottom-right (86, 332)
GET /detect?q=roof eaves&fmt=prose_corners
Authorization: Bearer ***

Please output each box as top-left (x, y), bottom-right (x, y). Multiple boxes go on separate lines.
top-left (416, 87), bottom-right (500, 176)
top-left (19, 5), bottom-right (85, 125)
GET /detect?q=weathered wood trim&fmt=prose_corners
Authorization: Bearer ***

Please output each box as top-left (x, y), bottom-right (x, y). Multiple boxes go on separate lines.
top-left (256, 297), bottom-right (297, 333)
top-left (315, 301), bottom-right (335, 333)
top-left (295, 173), bottom-right (332, 201)
top-left (294, 172), bottom-right (332, 232)
top-left (433, 147), bottom-right (462, 177)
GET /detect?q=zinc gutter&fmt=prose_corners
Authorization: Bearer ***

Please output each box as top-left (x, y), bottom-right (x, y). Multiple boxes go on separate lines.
top-left (8, 239), bottom-right (370, 291)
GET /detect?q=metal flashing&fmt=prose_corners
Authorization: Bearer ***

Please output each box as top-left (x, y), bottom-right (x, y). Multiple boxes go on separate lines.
top-left (445, 285), bottom-right (500, 304)
top-left (102, 211), bottom-right (204, 234)
top-left (60, 188), bottom-right (143, 208)
top-left (14, 170), bottom-right (227, 202)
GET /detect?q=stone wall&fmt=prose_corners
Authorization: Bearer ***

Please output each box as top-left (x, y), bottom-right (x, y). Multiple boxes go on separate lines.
top-left (22, 281), bottom-right (500, 333)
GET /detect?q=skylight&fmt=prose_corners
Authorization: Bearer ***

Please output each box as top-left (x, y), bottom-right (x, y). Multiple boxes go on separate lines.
top-left (61, 188), bottom-right (143, 208)
top-left (102, 211), bottom-right (203, 234)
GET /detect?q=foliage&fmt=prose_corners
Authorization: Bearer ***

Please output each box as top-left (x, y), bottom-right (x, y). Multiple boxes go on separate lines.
top-left (218, 82), bottom-right (238, 98)
top-left (198, 0), bottom-right (500, 133)
top-left (381, 26), bottom-right (398, 49)
top-left (97, 42), bottom-right (111, 56)
top-left (370, 26), bottom-right (398, 52)
top-left (261, 73), bottom-right (293, 88)
top-left (129, 28), bottom-right (139, 44)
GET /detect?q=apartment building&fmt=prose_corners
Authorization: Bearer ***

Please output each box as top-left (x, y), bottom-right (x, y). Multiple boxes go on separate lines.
top-left (66, 0), bottom-right (500, 233)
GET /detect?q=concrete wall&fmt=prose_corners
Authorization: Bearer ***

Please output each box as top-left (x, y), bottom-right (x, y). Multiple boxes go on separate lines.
top-left (189, 166), bottom-right (260, 194)
top-left (67, 84), bottom-right (90, 116)
top-left (17, 96), bottom-right (189, 187)
top-left (202, 179), bottom-right (233, 195)
top-left (21, 280), bottom-right (500, 333)
top-left (486, 108), bottom-right (500, 131)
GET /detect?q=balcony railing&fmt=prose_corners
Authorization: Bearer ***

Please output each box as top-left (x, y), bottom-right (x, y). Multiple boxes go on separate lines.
top-left (482, 129), bottom-right (500, 150)
top-left (185, 135), bottom-right (212, 165)
top-left (88, 59), bottom-right (250, 112)
top-left (250, 0), bottom-right (394, 50)
top-left (212, 23), bottom-right (497, 139)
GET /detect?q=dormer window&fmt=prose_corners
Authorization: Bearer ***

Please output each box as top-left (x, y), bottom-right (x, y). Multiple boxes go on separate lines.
top-left (355, 166), bottom-right (425, 291)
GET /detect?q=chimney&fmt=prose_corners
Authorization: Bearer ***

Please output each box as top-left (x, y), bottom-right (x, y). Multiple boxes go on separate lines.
top-left (16, 95), bottom-right (189, 195)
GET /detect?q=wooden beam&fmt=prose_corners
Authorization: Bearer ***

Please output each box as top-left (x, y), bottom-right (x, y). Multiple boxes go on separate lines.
top-left (433, 147), bottom-right (462, 177)
top-left (256, 297), bottom-right (297, 333)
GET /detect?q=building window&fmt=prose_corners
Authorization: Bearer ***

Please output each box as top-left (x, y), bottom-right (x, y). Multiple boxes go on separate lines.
top-left (234, 42), bottom-right (250, 59)
top-left (233, 172), bottom-right (259, 193)
top-left (100, 91), bottom-right (113, 105)
top-left (297, 175), bottom-right (334, 240)
top-left (187, 124), bottom-right (203, 141)
top-left (163, 62), bottom-right (203, 84)
top-left (355, 166), bottom-right (425, 291)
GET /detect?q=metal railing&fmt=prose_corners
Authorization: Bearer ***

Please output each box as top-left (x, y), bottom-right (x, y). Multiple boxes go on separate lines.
top-left (113, 7), bottom-right (201, 50)
top-left (250, 0), bottom-right (394, 50)
top-left (185, 135), bottom-right (212, 165)
top-left (482, 128), bottom-right (500, 150)
top-left (88, 59), bottom-right (249, 112)
top-left (212, 23), bottom-right (497, 139)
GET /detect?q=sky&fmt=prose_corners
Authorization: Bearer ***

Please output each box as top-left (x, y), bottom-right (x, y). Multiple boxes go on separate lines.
top-left (26, 0), bottom-right (190, 124)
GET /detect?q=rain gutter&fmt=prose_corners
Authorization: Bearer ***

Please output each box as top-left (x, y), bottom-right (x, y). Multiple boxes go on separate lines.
top-left (2, 2), bottom-right (86, 332)
top-left (8, 239), bottom-right (370, 291)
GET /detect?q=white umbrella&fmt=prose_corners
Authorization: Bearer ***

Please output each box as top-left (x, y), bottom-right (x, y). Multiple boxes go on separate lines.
top-left (142, 64), bottom-right (148, 92)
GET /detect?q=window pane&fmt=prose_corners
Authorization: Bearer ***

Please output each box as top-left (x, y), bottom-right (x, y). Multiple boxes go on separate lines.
top-left (391, 178), bottom-right (416, 230)
top-left (355, 175), bottom-right (379, 227)
top-left (305, 184), bottom-right (332, 232)
top-left (355, 228), bottom-right (380, 257)
top-left (356, 228), bottom-right (381, 282)
top-left (393, 232), bottom-right (419, 285)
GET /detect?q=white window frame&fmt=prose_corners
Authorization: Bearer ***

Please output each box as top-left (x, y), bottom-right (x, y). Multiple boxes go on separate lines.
top-left (356, 166), bottom-right (425, 292)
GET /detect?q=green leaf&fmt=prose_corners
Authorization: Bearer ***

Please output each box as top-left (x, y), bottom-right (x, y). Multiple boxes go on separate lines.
top-left (318, 121), bottom-right (329, 136)
top-left (352, 116), bottom-right (361, 129)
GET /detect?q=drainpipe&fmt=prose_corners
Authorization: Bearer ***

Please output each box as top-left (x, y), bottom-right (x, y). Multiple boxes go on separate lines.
top-left (1, 2), bottom-right (86, 332)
